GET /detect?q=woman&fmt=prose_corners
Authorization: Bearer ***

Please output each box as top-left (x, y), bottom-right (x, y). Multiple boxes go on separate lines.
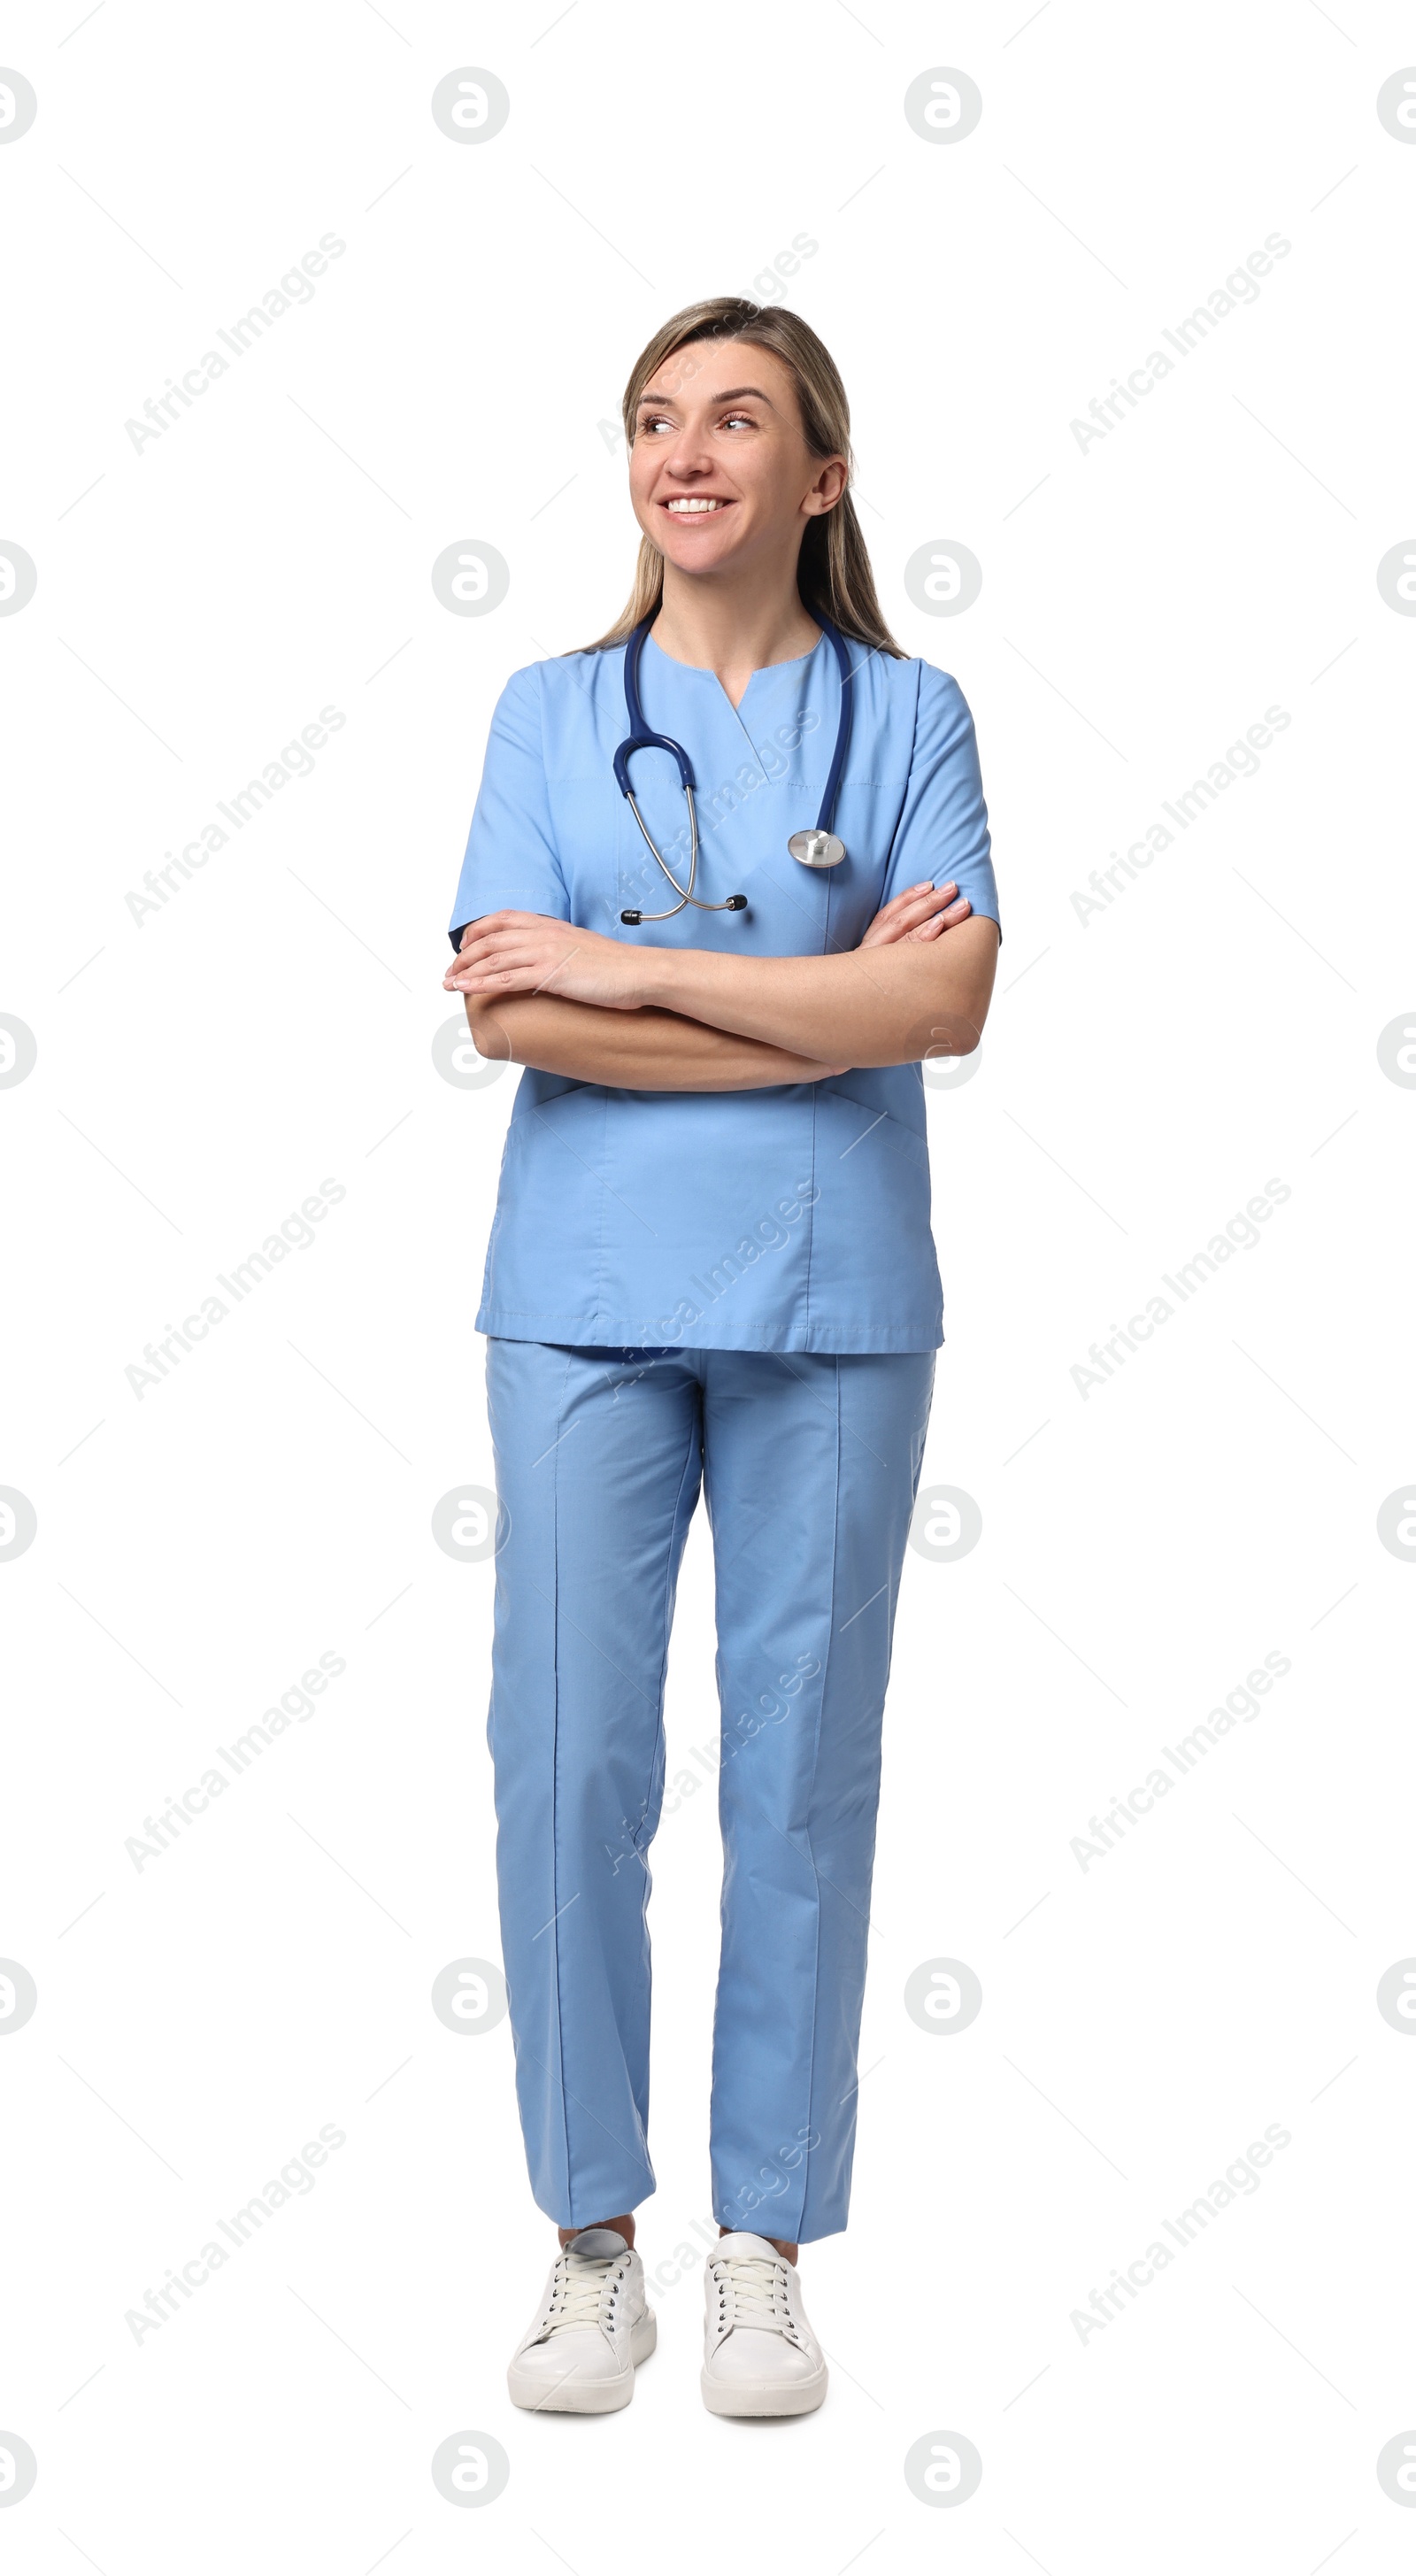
top-left (444, 297), bottom-right (1000, 2419)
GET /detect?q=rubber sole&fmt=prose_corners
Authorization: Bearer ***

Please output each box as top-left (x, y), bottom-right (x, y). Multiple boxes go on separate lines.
top-left (508, 2308), bottom-right (657, 2414)
top-left (700, 2360), bottom-right (828, 2418)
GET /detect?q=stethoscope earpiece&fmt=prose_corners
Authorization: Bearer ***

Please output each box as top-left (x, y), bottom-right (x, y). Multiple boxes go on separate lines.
top-left (612, 616), bottom-right (855, 924)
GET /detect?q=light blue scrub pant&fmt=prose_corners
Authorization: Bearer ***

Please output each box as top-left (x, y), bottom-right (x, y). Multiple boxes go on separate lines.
top-left (485, 1338), bottom-right (935, 2244)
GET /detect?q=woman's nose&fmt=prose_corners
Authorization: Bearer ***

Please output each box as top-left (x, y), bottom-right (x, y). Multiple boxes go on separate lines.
top-left (661, 435), bottom-right (713, 481)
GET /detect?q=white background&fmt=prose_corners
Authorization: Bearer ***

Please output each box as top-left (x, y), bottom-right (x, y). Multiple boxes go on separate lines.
top-left (4, 0), bottom-right (1415, 2564)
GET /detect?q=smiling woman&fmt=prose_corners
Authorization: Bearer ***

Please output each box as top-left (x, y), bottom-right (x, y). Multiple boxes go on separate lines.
top-left (442, 295), bottom-right (1002, 2426)
top-left (582, 297), bottom-right (902, 687)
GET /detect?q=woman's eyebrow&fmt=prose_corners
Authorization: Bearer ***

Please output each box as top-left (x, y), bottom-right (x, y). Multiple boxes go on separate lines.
top-left (636, 385), bottom-right (776, 409)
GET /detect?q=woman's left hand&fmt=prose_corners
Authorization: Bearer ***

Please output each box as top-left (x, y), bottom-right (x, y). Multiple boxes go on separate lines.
top-left (859, 881), bottom-right (972, 948)
top-left (444, 913), bottom-right (647, 1010)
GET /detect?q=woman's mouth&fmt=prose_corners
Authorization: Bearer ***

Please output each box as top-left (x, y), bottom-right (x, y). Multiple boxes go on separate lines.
top-left (661, 497), bottom-right (732, 516)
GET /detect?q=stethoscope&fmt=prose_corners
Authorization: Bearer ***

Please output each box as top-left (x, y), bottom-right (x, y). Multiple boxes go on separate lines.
top-left (612, 613), bottom-right (856, 925)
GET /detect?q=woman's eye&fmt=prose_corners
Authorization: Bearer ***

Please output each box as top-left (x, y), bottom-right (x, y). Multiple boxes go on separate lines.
top-left (639, 415), bottom-right (673, 436)
top-left (721, 412), bottom-right (755, 430)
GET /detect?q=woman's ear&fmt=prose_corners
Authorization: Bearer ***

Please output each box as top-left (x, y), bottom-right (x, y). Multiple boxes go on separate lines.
top-left (804, 459), bottom-right (848, 516)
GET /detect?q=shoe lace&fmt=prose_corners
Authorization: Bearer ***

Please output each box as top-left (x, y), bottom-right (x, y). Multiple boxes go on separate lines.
top-left (712, 2252), bottom-right (791, 2332)
top-left (543, 2248), bottom-right (621, 2336)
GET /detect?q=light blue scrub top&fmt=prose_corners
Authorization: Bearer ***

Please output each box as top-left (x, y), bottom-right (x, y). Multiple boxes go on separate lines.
top-left (448, 633), bottom-right (1001, 1354)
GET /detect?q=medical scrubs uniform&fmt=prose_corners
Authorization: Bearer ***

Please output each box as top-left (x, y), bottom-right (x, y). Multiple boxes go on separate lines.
top-left (449, 631), bottom-right (1000, 2241)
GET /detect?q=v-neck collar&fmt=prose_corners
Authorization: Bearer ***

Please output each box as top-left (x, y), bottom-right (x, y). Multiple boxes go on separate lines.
top-left (642, 628), bottom-right (827, 725)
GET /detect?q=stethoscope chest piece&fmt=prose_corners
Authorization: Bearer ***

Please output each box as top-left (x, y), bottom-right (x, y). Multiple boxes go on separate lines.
top-left (789, 829), bottom-right (846, 869)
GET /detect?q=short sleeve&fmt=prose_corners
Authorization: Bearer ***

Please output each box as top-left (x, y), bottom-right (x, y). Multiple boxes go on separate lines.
top-left (883, 665), bottom-right (1000, 941)
top-left (447, 665), bottom-right (571, 949)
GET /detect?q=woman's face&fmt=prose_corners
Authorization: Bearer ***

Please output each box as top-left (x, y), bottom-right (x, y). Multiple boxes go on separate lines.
top-left (627, 340), bottom-right (846, 584)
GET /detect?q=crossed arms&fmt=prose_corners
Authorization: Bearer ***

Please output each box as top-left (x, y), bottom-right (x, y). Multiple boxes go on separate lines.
top-left (445, 879), bottom-right (1000, 1093)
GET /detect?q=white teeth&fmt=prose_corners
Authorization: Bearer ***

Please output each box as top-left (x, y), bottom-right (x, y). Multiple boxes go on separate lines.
top-left (666, 497), bottom-right (725, 513)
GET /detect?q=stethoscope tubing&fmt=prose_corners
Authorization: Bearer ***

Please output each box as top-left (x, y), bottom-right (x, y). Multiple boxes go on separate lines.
top-left (614, 613), bottom-right (855, 924)
top-left (622, 779), bottom-right (708, 920)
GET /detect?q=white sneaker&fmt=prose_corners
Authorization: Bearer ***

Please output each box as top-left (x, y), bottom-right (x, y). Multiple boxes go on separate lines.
top-left (701, 2233), bottom-right (828, 2417)
top-left (507, 2227), bottom-right (656, 2414)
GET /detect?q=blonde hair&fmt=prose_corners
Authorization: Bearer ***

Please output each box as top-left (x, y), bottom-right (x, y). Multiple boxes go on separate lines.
top-left (580, 297), bottom-right (904, 659)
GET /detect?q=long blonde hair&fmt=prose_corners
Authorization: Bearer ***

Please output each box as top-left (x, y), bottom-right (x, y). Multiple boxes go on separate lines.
top-left (580, 297), bottom-right (904, 659)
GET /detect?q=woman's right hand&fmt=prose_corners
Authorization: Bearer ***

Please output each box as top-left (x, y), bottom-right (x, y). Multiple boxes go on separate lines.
top-left (859, 880), bottom-right (972, 948)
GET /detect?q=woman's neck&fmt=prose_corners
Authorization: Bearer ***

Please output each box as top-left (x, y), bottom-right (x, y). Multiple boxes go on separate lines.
top-left (650, 564), bottom-right (821, 709)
